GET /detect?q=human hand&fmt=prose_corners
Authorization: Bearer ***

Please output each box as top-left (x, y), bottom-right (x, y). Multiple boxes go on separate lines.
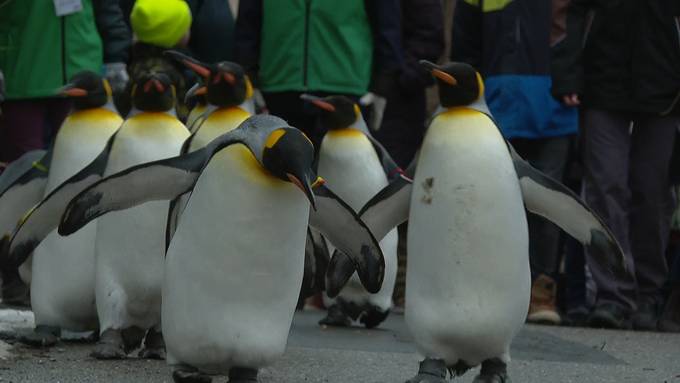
top-left (104, 62), bottom-right (129, 95)
top-left (359, 92), bottom-right (387, 132)
top-left (562, 93), bottom-right (580, 106)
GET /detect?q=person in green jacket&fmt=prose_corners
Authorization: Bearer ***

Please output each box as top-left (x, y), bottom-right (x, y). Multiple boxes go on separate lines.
top-left (0, 0), bottom-right (130, 306)
top-left (235, 0), bottom-right (403, 146)
top-left (0, 0), bottom-right (131, 165)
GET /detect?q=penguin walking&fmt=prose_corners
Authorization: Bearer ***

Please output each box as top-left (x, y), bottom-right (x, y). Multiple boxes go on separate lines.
top-left (85, 72), bottom-right (190, 360)
top-left (354, 61), bottom-right (631, 383)
top-left (302, 94), bottom-right (400, 328)
top-left (13, 115), bottom-right (384, 383)
top-left (9, 72), bottom-right (122, 346)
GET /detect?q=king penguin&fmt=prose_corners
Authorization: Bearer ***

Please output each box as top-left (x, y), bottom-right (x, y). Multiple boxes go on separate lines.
top-left (13, 115), bottom-right (385, 383)
top-left (166, 51), bottom-right (254, 150)
top-left (354, 61), bottom-right (631, 383)
top-left (87, 72), bottom-right (190, 360)
top-left (302, 94), bottom-right (400, 328)
top-left (12, 71), bottom-right (122, 347)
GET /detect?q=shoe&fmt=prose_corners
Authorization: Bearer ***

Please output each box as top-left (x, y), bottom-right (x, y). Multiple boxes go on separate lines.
top-left (526, 274), bottom-right (561, 325)
top-left (632, 299), bottom-right (661, 331)
top-left (588, 302), bottom-right (631, 329)
top-left (564, 305), bottom-right (590, 327)
top-left (658, 286), bottom-right (680, 333)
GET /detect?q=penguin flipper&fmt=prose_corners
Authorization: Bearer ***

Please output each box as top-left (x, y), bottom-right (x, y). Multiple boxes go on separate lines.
top-left (0, 150), bottom-right (50, 245)
top-left (359, 174), bottom-right (413, 242)
top-left (366, 135), bottom-right (404, 180)
top-left (6, 134), bottom-right (118, 266)
top-left (164, 192), bottom-right (191, 252)
top-left (325, 249), bottom-right (356, 298)
top-left (309, 184), bottom-right (385, 295)
top-left (508, 143), bottom-right (630, 279)
top-left (0, 149), bottom-right (49, 196)
top-left (301, 227), bottom-right (330, 299)
top-left (58, 129), bottom-right (247, 237)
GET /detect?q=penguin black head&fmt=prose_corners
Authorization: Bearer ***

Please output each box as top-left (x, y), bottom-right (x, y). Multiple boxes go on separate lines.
top-left (260, 126), bottom-right (324, 209)
top-left (131, 72), bottom-right (176, 112)
top-left (165, 50), bottom-right (251, 108)
top-left (59, 71), bottom-right (111, 110)
top-left (300, 94), bottom-right (361, 130)
top-left (420, 60), bottom-right (484, 107)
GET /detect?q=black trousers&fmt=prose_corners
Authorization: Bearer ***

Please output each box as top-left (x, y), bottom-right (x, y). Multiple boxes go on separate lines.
top-left (582, 108), bottom-right (678, 312)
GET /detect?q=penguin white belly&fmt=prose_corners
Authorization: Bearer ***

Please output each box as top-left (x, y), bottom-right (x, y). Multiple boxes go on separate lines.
top-left (31, 109), bottom-right (121, 330)
top-left (95, 113), bottom-right (189, 331)
top-left (317, 130), bottom-right (398, 310)
top-left (405, 109), bottom-right (530, 366)
top-left (189, 107), bottom-right (250, 151)
top-left (162, 146), bottom-right (308, 373)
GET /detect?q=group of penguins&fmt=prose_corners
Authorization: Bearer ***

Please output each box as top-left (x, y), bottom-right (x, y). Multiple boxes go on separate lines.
top-left (0, 52), bottom-right (631, 383)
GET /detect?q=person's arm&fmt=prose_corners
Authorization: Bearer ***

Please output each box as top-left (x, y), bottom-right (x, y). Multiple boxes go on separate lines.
top-left (92, 0), bottom-right (132, 94)
top-left (92, 0), bottom-right (131, 64)
top-left (399, 0), bottom-right (444, 93)
top-left (234, 0), bottom-right (263, 86)
top-left (365, 0), bottom-right (404, 96)
top-left (551, 0), bottom-right (593, 104)
top-left (450, 0), bottom-right (483, 70)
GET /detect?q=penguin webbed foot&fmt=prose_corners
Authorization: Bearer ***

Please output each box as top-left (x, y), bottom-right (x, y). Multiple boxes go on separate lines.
top-left (405, 358), bottom-right (449, 383)
top-left (18, 325), bottom-right (60, 348)
top-left (471, 358), bottom-right (510, 383)
top-left (359, 306), bottom-right (390, 329)
top-left (318, 298), bottom-right (359, 328)
top-left (138, 327), bottom-right (166, 360)
top-left (172, 367), bottom-right (213, 383)
top-left (228, 367), bottom-right (258, 382)
top-left (91, 329), bottom-right (126, 360)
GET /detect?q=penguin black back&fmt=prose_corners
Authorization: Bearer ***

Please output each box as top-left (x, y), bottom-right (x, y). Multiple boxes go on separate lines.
top-left (131, 72), bottom-right (176, 112)
top-left (420, 61), bottom-right (483, 108)
top-left (61, 71), bottom-right (111, 111)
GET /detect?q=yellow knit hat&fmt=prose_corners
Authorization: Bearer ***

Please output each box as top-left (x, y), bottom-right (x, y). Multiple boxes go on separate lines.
top-left (131, 0), bottom-right (192, 48)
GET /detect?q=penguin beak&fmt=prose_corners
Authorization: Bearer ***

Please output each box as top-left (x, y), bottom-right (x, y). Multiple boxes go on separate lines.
top-left (185, 83), bottom-right (207, 103)
top-left (59, 84), bottom-right (88, 97)
top-left (165, 50), bottom-right (212, 79)
top-left (419, 60), bottom-right (458, 86)
top-left (286, 172), bottom-right (321, 210)
top-left (300, 94), bottom-right (335, 112)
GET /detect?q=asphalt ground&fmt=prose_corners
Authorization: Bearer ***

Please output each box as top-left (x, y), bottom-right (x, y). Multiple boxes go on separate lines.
top-left (0, 307), bottom-right (679, 383)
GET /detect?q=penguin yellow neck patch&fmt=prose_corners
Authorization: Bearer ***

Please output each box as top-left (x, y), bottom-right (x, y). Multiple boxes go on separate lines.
top-left (265, 129), bottom-right (286, 149)
top-left (326, 128), bottom-right (363, 138)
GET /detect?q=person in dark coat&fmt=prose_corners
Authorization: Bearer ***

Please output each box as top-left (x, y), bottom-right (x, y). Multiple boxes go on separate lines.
top-left (552, 0), bottom-right (680, 330)
top-left (373, 0), bottom-right (444, 168)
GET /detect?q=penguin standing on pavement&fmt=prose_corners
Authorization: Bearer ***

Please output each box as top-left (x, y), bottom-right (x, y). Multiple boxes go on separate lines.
top-left (14, 115), bottom-right (385, 383)
top-left (354, 61), bottom-right (631, 383)
top-left (302, 94), bottom-right (400, 329)
top-left (86, 72), bottom-right (190, 360)
top-left (9, 71), bottom-right (122, 347)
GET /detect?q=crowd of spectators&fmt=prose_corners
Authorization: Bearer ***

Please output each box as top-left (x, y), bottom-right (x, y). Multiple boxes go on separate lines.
top-left (0, 0), bottom-right (678, 333)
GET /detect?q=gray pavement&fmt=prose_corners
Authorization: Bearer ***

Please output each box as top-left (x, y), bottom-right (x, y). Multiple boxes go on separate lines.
top-left (0, 307), bottom-right (679, 382)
